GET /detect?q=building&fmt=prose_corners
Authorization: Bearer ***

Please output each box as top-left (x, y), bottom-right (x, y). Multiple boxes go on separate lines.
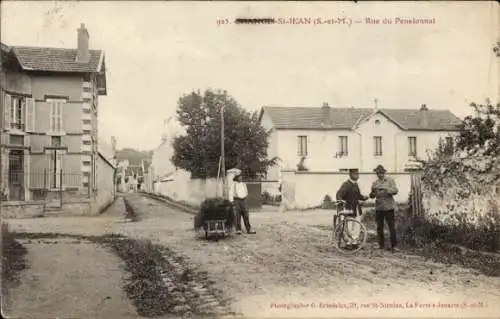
top-left (0, 23), bottom-right (109, 213)
top-left (259, 103), bottom-right (462, 180)
top-left (150, 116), bottom-right (184, 187)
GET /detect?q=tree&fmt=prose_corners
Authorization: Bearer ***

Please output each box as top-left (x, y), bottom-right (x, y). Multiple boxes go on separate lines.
top-left (455, 100), bottom-right (500, 158)
top-left (171, 89), bottom-right (278, 179)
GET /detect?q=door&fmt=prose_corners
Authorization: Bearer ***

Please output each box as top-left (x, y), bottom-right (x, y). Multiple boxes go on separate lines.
top-left (8, 150), bottom-right (25, 201)
top-left (50, 151), bottom-right (62, 189)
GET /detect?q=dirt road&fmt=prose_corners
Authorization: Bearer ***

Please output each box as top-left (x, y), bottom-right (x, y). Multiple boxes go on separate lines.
top-left (5, 193), bottom-right (500, 318)
top-left (122, 194), bottom-right (500, 318)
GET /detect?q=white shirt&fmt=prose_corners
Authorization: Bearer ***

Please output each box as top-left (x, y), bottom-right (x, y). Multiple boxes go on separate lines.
top-left (230, 181), bottom-right (248, 200)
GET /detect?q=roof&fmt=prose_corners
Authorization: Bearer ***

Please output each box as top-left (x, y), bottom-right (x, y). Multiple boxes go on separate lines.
top-left (98, 152), bottom-right (116, 169)
top-left (10, 45), bottom-right (103, 73)
top-left (261, 106), bottom-right (462, 131)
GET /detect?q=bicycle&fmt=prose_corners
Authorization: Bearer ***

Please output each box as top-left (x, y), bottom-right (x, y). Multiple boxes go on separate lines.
top-left (332, 199), bottom-right (368, 253)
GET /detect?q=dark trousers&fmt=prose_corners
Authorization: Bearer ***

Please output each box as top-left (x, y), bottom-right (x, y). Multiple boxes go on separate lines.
top-left (234, 198), bottom-right (251, 232)
top-left (376, 209), bottom-right (397, 248)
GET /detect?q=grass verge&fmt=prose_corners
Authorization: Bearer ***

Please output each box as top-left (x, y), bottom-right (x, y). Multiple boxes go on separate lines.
top-left (360, 211), bottom-right (500, 277)
top-left (10, 231), bottom-right (230, 317)
top-left (1, 223), bottom-right (28, 301)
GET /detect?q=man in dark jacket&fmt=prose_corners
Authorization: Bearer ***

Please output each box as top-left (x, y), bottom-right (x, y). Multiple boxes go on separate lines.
top-left (336, 168), bottom-right (368, 248)
top-left (370, 164), bottom-right (399, 252)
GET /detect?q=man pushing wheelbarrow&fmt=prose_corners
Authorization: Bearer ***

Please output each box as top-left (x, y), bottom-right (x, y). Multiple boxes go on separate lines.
top-left (227, 168), bottom-right (256, 235)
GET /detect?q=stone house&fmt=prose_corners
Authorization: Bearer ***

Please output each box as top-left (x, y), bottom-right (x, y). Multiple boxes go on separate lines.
top-left (259, 103), bottom-right (463, 180)
top-left (0, 23), bottom-right (113, 216)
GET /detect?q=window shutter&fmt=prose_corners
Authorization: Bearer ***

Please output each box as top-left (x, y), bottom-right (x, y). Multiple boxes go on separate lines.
top-left (50, 101), bottom-right (55, 132)
top-left (4, 93), bottom-right (11, 129)
top-left (25, 97), bottom-right (35, 132)
top-left (58, 101), bottom-right (64, 132)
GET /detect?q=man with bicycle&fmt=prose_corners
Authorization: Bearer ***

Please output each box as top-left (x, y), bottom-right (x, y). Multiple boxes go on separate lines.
top-left (336, 168), bottom-right (369, 249)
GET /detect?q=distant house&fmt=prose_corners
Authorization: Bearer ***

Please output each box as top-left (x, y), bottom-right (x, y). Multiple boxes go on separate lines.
top-left (141, 159), bottom-right (151, 176)
top-left (259, 103), bottom-right (462, 180)
top-left (125, 165), bottom-right (142, 179)
top-left (1, 23), bottom-right (107, 203)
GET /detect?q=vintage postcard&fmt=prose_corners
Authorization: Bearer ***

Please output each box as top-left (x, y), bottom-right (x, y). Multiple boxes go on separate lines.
top-left (1, 0), bottom-right (499, 318)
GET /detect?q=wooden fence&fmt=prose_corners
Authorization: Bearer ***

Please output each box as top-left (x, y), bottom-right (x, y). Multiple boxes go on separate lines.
top-left (409, 172), bottom-right (424, 221)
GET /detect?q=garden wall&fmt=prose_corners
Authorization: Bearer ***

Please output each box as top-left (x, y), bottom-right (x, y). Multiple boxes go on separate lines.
top-left (281, 170), bottom-right (411, 210)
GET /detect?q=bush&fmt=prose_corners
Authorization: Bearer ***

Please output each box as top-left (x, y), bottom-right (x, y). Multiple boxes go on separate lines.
top-left (322, 194), bottom-right (335, 209)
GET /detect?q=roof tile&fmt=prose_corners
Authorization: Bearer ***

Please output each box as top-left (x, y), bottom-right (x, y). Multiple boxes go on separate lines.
top-left (262, 106), bottom-right (462, 131)
top-left (11, 46), bottom-right (102, 73)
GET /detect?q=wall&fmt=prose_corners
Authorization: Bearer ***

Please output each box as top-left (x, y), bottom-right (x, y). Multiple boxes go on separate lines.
top-left (153, 169), bottom-right (223, 207)
top-left (281, 170), bottom-right (411, 210)
top-left (91, 152), bottom-right (115, 214)
top-left (267, 111), bottom-right (457, 174)
top-left (31, 74), bottom-right (83, 101)
top-left (151, 138), bottom-right (177, 180)
top-left (260, 112), bottom-right (280, 181)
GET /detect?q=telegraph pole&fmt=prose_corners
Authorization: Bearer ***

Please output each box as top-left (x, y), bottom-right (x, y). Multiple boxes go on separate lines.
top-left (220, 103), bottom-right (226, 198)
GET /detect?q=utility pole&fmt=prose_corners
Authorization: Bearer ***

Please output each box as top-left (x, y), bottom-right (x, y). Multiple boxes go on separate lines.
top-left (220, 103), bottom-right (226, 198)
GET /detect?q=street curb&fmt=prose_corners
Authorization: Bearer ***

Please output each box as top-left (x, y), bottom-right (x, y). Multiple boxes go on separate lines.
top-left (140, 192), bottom-right (198, 215)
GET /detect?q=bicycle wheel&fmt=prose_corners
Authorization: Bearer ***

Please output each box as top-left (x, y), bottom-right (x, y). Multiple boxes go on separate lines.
top-left (333, 214), bottom-right (338, 230)
top-left (333, 217), bottom-right (368, 254)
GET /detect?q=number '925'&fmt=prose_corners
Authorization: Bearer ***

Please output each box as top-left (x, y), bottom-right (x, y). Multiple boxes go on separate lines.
top-left (217, 18), bottom-right (229, 26)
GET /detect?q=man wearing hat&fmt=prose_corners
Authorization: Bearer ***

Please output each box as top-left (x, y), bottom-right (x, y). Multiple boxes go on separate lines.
top-left (228, 170), bottom-right (256, 235)
top-left (369, 165), bottom-right (399, 252)
top-left (336, 168), bottom-right (368, 249)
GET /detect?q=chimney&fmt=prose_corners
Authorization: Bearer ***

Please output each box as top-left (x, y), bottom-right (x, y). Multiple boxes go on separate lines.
top-left (420, 104), bottom-right (428, 127)
top-left (76, 23), bottom-right (90, 63)
top-left (321, 102), bottom-right (331, 126)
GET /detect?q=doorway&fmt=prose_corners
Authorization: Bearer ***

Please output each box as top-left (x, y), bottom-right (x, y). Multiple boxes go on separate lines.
top-left (8, 150), bottom-right (25, 201)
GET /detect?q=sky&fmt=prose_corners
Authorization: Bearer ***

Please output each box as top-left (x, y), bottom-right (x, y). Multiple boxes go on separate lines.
top-left (1, 1), bottom-right (499, 151)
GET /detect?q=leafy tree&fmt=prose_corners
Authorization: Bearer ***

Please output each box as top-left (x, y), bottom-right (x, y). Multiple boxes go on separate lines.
top-left (455, 100), bottom-right (500, 159)
top-left (171, 89), bottom-right (278, 179)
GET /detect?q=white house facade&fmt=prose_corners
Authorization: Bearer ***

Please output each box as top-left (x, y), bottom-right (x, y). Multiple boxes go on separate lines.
top-left (259, 103), bottom-right (462, 180)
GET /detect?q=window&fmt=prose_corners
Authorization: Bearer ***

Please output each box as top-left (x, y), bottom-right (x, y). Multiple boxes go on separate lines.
top-left (408, 137), bottom-right (417, 156)
top-left (49, 99), bottom-right (65, 132)
top-left (10, 96), bottom-right (25, 130)
top-left (2, 93), bottom-right (35, 132)
top-left (9, 135), bottom-right (24, 146)
top-left (51, 136), bottom-right (62, 147)
top-left (338, 136), bottom-right (348, 156)
top-left (374, 136), bottom-right (383, 156)
top-left (297, 136), bottom-right (308, 156)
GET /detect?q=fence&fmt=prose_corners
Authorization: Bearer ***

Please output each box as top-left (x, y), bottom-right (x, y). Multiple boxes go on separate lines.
top-left (409, 172), bottom-right (424, 221)
top-left (1, 152), bottom-right (90, 204)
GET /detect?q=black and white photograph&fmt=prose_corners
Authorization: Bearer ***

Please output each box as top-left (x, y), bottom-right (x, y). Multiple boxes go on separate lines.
top-left (1, 1), bottom-right (499, 318)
